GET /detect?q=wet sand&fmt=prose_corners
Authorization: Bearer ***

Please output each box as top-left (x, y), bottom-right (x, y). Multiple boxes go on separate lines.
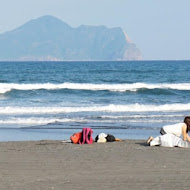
top-left (0, 140), bottom-right (190, 190)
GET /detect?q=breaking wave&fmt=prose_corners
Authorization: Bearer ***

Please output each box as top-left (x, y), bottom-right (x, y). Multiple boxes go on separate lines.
top-left (0, 115), bottom-right (181, 126)
top-left (1, 82), bottom-right (190, 94)
top-left (0, 103), bottom-right (190, 114)
top-left (0, 118), bottom-right (88, 125)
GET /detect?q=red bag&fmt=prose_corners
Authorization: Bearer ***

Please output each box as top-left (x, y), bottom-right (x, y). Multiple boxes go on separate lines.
top-left (70, 132), bottom-right (82, 144)
top-left (79, 128), bottom-right (93, 144)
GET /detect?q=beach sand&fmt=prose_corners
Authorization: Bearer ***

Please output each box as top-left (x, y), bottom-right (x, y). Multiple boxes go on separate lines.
top-left (0, 140), bottom-right (190, 190)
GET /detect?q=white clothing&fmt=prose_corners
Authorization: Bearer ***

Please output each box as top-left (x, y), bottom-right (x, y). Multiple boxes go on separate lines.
top-left (98, 133), bottom-right (107, 138)
top-left (150, 134), bottom-right (190, 148)
top-left (97, 133), bottom-right (107, 143)
top-left (162, 123), bottom-right (185, 137)
top-left (97, 137), bottom-right (107, 143)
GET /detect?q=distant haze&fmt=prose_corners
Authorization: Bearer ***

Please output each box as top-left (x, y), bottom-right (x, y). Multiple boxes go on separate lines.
top-left (0, 16), bottom-right (142, 61)
top-left (0, 0), bottom-right (189, 60)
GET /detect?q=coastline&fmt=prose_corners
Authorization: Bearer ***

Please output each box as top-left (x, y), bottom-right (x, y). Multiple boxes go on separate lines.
top-left (0, 139), bottom-right (190, 190)
top-left (0, 128), bottom-right (160, 142)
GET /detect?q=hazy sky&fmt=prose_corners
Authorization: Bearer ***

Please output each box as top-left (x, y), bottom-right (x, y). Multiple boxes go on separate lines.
top-left (0, 0), bottom-right (189, 60)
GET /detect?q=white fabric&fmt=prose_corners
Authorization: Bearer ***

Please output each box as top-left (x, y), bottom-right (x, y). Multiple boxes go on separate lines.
top-left (150, 134), bottom-right (190, 148)
top-left (159, 134), bottom-right (181, 147)
top-left (150, 136), bottom-right (160, 146)
top-left (178, 139), bottom-right (190, 148)
top-left (163, 123), bottom-right (184, 137)
top-left (97, 137), bottom-right (107, 143)
top-left (98, 133), bottom-right (107, 138)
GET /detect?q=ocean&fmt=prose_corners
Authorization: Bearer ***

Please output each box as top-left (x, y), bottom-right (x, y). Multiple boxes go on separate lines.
top-left (0, 60), bottom-right (190, 141)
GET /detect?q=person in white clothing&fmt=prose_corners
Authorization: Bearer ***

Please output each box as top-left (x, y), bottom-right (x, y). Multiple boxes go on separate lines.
top-left (147, 116), bottom-right (190, 147)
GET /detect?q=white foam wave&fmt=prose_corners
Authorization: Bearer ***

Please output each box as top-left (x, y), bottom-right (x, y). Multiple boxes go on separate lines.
top-left (1, 82), bottom-right (190, 94)
top-left (0, 118), bottom-right (88, 125)
top-left (100, 114), bottom-right (184, 119)
top-left (0, 103), bottom-right (190, 114)
top-left (0, 117), bottom-right (180, 125)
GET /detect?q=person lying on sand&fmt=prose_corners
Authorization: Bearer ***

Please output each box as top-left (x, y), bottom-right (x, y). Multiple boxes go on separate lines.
top-left (95, 133), bottom-right (122, 143)
top-left (147, 116), bottom-right (190, 147)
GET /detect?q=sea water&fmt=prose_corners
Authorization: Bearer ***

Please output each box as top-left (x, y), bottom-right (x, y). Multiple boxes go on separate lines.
top-left (0, 61), bottom-right (190, 141)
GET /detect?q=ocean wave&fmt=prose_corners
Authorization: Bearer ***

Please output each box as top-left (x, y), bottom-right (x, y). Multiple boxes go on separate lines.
top-left (0, 118), bottom-right (88, 125)
top-left (100, 114), bottom-right (184, 119)
top-left (0, 103), bottom-right (190, 114)
top-left (1, 82), bottom-right (190, 94)
top-left (0, 117), bottom-right (180, 126)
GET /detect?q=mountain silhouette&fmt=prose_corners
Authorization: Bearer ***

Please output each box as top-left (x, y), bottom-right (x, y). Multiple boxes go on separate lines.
top-left (0, 15), bottom-right (142, 61)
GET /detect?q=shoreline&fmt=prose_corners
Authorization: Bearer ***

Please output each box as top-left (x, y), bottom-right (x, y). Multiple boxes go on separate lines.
top-left (0, 139), bottom-right (190, 190)
top-left (0, 128), bottom-right (160, 142)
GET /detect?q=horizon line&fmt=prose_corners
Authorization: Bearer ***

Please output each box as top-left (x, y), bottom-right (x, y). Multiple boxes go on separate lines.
top-left (0, 60), bottom-right (190, 63)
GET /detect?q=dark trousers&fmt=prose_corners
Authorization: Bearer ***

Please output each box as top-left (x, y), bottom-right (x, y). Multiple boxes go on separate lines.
top-left (160, 128), bottom-right (167, 135)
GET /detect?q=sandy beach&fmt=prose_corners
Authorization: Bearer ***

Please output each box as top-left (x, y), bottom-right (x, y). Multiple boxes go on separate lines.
top-left (1, 140), bottom-right (190, 190)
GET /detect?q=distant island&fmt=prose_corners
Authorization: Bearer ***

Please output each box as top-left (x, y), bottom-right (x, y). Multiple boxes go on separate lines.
top-left (0, 15), bottom-right (142, 61)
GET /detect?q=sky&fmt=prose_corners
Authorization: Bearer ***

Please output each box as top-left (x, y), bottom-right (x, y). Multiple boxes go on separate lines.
top-left (0, 0), bottom-right (190, 60)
